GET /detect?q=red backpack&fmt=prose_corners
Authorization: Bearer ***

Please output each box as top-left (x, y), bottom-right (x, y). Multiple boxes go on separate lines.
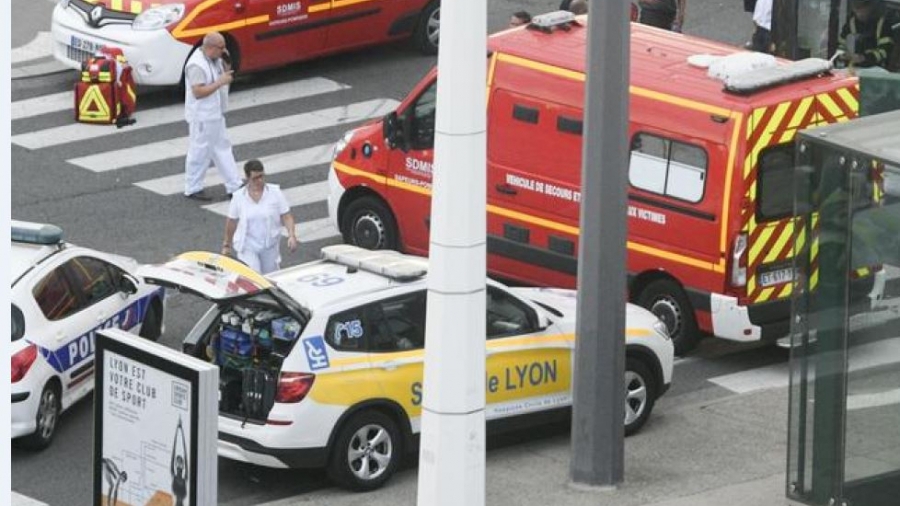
top-left (74, 46), bottom-right (137, 127)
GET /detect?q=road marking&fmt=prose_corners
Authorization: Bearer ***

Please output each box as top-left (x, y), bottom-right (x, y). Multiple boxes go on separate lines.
top-left (709, 336), bottom-right (900, 394)
top-left (12, 77), bottom-right (349, 148)
top-left (203, 181), bottom-right (330, 216)
top-left (135, 144), bottom-right (333, 195)
top-left (294, 218), bottom-right (340, 243)
top-left (11, 91), bottom-right (74, 121)
top-left (12, 31), bottom-right (54, 64)
top-left (847, 388), bottom-right (900, 410)
top-left (11, 492), bottom-right (49, 506)
top-left (67, 99), bottom-right (398, 172)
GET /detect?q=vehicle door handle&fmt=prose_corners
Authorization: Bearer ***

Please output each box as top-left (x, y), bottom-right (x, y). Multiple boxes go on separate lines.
top-left (380, 360), bottom-right (399, 371)
top-left (495, 183), bottom-right (518, 196)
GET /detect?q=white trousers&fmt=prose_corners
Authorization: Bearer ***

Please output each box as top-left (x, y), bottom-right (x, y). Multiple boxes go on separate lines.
top-left (184, 118), bottom-right (243, 195)
top-left (237, 244), bottom-right (281, 274)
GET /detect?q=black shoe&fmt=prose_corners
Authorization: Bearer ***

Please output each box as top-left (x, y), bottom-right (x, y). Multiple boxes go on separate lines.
top-left (185, 191), bottom-right (213, 202)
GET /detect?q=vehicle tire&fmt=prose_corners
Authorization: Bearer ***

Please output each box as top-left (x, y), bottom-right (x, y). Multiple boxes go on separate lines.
top-left (636, 278), bottom-right (699, 355)
top-left (139, 300), bottom-right (162, 342)
top-left (624, 357), bottom-right (658, 436)
top-left (327, 410), bottom-right (403, 491)
top-left (20, 382), bottom-right (61, 450)
top-left (341, 196), bottom-right (400, 251)
top-left (413, 1), bottom-right (440, 55)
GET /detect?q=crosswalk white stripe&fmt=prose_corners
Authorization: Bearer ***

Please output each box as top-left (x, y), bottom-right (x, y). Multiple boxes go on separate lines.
top-left (709, 336), bottom-right (900, 394)
top-left (11, 60), bottom-right (71, 81)
top-left (68, 98), bottom-right (399, 173)
top-left (134, 144), bottom-right (333, 195)
top-left (202, 181), bottom-right (330, 216)
top-left (295, 218), bottom-right (340, 243)
top-left (11, 491), bottom-right (49, 506)
top-left (11, 91), bottom-right (73, 121)
top-left (12, 77), bottom-right (350, 149)
top-left (12, 32), bottom-right (54, 64)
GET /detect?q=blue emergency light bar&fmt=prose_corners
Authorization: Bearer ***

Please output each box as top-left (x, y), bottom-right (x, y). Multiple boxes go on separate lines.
top-left (11, 220), bottom-right (64, 245)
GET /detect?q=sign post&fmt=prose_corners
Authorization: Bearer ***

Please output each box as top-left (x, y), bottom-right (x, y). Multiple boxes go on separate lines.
top-left (94, 328), bottom-right (218, 506)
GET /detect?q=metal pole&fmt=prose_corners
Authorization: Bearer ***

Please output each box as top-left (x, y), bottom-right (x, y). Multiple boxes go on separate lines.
top-left (416, 0), bottom-right (487, 504)
top-left (570, 4), bottom-right (630, 489)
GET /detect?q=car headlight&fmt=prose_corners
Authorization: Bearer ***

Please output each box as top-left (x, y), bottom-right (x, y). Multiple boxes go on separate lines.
top-left (653, 320), bottom-right (671, 340)
top-left (133, 4), bottom-right (185, 30)
top-left (332, 130), bottom-right (355, 160)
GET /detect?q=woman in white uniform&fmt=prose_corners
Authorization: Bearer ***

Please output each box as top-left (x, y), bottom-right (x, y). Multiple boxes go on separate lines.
top-left (221, 160), bottom-right (298, 273)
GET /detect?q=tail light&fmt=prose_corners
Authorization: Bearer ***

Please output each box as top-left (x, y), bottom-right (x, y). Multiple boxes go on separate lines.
top-left (12, 344), bottom-right (38, 383)
top-left (275, 372), bottom-right (315, 403)
top-left (730, 233), bottom-right (748, 288)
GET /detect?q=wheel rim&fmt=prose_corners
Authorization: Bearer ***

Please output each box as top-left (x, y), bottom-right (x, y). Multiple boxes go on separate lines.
top-left (426, 9), bottom-right (440, 47)
top-left (650, 297), bottom-right (683, 340)
top-left (352, 212), bottom-right (387, 250)
top-left (37, 388), bottom-right (59, 440)
top-left (624, 370), bottom-right (648, 425)
top-left (346, 424), bottom-right (393, 481)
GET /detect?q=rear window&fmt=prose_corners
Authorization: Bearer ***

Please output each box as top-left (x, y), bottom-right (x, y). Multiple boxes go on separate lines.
top-left (757, 144), bottom-right (795, 221)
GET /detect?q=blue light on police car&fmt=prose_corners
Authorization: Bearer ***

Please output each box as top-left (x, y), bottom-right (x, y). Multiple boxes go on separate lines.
top-left (11, 220), bottom-right (64, 245)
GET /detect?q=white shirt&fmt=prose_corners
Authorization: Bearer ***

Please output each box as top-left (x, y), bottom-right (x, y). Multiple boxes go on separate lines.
top-left (227, 184), bottom-right (290, 252)
top-left (753, 0), bottom-right (772, 30)
top-left (184, 49), bottom-right (229, 123)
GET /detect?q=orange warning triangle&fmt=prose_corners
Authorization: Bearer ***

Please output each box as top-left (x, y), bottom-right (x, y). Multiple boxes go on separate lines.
top-left (79, 84), bottom-right (111, 122)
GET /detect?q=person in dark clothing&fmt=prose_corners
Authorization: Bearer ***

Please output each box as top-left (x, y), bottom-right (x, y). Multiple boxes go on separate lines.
top-left (838, 0), bottom-right (897, 69)
top-left (509, 10), bottom-right (532, 27)
top-left (637, 0), bottom-right (686, 32)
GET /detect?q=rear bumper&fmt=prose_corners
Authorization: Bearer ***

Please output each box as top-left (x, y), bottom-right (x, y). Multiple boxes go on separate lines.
top-left (218, 431), bottom-right (328, 469)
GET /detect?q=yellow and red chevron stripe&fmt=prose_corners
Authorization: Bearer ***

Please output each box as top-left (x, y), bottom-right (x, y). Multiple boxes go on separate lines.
top-left (82, 0), bottom-right (152, 14)
top-left (742, 84), bottom-right (859, 304)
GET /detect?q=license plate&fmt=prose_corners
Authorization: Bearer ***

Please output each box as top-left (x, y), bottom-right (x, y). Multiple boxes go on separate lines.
top-left (758, 267), bottom-right (794, 287)
top-left (70, 35), bottom-right (102, 54)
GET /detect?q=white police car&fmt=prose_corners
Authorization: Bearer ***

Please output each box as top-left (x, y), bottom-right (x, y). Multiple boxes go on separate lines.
top-left (138, 245), bottom-right (673, 491)
top-left (11, 221), bottom-right (165, 449)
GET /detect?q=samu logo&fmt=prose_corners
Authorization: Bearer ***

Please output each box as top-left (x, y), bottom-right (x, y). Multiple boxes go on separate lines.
top-left (303, 336), bottom-right (330, 370)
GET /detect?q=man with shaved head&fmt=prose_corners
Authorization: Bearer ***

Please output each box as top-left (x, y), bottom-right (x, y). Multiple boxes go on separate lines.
top-left (183, 31), bottom-right (243, 201)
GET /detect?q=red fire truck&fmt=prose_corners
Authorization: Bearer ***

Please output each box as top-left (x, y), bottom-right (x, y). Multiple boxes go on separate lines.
top-left (327, 15), bottom-right (884, 354)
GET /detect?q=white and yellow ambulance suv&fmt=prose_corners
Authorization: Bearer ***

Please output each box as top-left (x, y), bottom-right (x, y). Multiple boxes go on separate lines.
top-left (138, 245), bottom-right (673, 490)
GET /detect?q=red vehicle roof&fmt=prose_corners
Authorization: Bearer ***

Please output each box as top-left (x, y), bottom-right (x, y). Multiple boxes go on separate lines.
top-left (488, 21), bottom-right (858, 113)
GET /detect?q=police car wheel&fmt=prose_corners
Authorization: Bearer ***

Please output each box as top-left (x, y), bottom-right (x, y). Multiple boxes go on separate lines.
top-left (139, 300), bottom-right (162, 342)
top-left (328, 411), bottom-right (403, 491)
top-left (413, 1), bottom-right (440, 55)
top-left (21, 382), bottom-right (61, 450)
top-left (342, 197), bottom-right (399, 251)
top-left (624, 357), bottom-right (657, 436)
top-left (636, 278), bottom-right (699, 356)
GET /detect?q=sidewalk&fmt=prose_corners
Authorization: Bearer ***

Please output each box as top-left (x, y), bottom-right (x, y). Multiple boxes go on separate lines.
top-left (256, 386), bottom-right (793, 506)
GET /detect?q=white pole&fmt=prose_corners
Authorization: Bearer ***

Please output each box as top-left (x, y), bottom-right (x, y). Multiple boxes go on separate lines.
top-left (415, 0), bottom-right (487, 503)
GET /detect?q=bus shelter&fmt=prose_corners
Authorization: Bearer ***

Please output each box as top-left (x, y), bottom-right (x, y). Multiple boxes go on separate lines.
top-left (788, 110), bottom-right (900, 506)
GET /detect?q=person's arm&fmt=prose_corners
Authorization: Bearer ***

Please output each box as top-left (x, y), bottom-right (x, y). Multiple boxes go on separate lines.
top-left (188, 63), bottom-right (233, 100)
top-left (281, 212), bottom-right (298, 252)
top-left (223, 217), bottom-right (238, 255)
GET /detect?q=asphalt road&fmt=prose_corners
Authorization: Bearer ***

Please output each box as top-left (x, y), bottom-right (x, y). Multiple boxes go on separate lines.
top-left (10, 1), bottom-right (764, 504)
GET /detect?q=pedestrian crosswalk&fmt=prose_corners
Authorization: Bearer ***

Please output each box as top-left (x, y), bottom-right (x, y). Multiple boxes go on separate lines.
top-left (12, 75), bottom-right (399, 245)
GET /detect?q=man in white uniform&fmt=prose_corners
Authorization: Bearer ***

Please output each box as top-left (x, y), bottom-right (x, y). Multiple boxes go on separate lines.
top-left (222, 160), bottom-right (298, 273)
top-left (183, 32), bottom-right (243, 201)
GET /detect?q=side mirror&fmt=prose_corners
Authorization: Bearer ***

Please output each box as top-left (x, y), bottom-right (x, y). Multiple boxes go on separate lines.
top-left (383, 111), bottom-right (400, 149)
top-left (119, 273), bottom-right (139, 295)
